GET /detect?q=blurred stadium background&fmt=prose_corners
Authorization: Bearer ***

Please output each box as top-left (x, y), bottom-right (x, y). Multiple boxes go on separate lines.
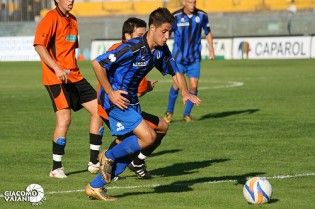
top-left (0, 0), bottom-right (315, 60)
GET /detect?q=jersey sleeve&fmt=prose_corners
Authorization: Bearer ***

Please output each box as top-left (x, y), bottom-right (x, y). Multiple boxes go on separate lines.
top-left (96, 45), bottom-right (132, 72)
top-left (202, 13), bottom-right (211, 36)
top-left (33, 11), bottom-right (58, 47)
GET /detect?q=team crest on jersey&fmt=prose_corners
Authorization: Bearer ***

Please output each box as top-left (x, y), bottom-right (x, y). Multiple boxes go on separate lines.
top-left (116, 122), bottom-right (125, 132)
top-left (108, 54), bottom-right (116, 62)
top-left (195, 16), bottom-right (200, 23)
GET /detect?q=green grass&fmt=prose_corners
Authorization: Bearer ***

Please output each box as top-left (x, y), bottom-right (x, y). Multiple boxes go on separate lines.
top-left (0, 59), bottom-right (314, 208)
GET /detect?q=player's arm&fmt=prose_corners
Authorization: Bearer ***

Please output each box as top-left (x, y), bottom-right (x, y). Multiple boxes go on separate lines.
top-left (34, 45), bottom-right (68, 83)
top-left (205, 32), bottom-right (215, 60)
top-left (91, 59), bottom-right (129, 109)
top-left (137, 79), bottom-right (158, 97)
top-left (172, 72), bottom-right (201, 106)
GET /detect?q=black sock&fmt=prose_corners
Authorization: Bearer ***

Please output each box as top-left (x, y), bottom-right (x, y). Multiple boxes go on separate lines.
top-left (52, 141), bottom-right (65, 170)
top-left (108, 138), bottom-right (118, 149)
top-left (132, 133), bottom-right (166, 166)
top-left (132, 154), bottom-right (144, 165)
top-left (141, 133), bottom-right (165, 157)
top-left (52, 161), bottom-right (62, 170)
top-left (90, 133), bottom-right (102, 164)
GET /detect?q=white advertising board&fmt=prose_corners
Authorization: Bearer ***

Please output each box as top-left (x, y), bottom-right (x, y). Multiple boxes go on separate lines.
top-left (167, 38), bottom-right (232, 60)
top-left (233, 36), bottom-right (311, 59)
top-left (90, 40), bottom-right (121, 60)
top-left (90, 38), bottom-right (233, 60)
top-left (311, 36), bottom-right (315, 58)
top-left (0, 36), bottom-right (40, 61)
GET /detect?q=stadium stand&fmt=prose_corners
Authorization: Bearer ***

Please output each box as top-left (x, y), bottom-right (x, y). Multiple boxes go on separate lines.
top-left (1, 0), bottom-right (315, 21)
top-left (37, 0), bottom-right (315, 17)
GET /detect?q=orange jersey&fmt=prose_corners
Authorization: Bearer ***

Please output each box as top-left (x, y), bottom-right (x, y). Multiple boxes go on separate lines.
top-left (97, 41), bottom-right (149, 120)
top-left (34, 8), bottom-right (83, 85)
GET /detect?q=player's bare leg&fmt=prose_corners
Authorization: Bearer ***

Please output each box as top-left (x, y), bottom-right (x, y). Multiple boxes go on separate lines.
top-left (49, 109), bottom-right (71, 178)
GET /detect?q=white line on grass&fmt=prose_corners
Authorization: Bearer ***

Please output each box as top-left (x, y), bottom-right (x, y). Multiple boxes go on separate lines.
top-left (0, 173), bottom-right (313, 198)
top-left (153, 80), bottom-right (243, 91)
top-left (8, 172), bottom-right (312, 197)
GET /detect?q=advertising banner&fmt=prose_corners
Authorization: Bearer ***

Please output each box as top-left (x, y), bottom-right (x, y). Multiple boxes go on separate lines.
top-left (0, 37), bottom-right (40, 61)
top-left (233, 36), bottom-right (311, 59)
top-left (90, 39), bottom-right (121, 60)
top-left (311, 36), bottom-right (315, 58)
top-left (90, 38), bottom-right (233, 60)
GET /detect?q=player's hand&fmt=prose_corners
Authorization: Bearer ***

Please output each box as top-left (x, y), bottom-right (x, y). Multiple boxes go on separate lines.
top-left (150, 80), bottom-right (158, 88)
top-left (182, 92), bottom-right (202, 106)
top-left (55, 69), bottom-right (68, 84)
top-left (147, 80), bottom-right (158, 92)
top-left (108, 90), bottom-right (129, 110)
top-left (209, 50), bottom-right (215, 60)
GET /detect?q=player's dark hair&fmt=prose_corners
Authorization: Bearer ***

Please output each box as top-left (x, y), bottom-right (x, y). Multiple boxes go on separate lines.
top-left (54, 0), bottom-right (57, 6)
top-left (148, 7), bottom-right (174, 27)
top-left (122, 17), bottom-right (147, 41)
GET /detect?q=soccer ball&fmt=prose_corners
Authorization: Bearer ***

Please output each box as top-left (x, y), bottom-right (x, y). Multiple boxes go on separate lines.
top-left (243, 177), bottom-right (272, 204)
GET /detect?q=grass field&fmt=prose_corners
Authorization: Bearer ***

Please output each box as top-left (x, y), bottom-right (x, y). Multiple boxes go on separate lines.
top-left (0, 59), bottom-right (314, 209)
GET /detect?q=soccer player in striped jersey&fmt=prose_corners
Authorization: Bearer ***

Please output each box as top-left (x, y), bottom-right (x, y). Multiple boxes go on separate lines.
top-left (98, 17), bottom-right (168, 180)
top-left (33, 0), bottom-right (104, 178)
top-left (85, 7), bottom-right (201, 201)
top-left (164, 0), bottom-right (215, 123)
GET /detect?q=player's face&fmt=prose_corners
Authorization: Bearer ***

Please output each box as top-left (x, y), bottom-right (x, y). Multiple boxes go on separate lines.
top-left (152, 23), bottom-right (172, 46)
top-left (130, 27), bottom-right (146, 40)
top-left (56, 0), bottom-right (74, 14)
top-left (183, 0), bottom-right (196, 14)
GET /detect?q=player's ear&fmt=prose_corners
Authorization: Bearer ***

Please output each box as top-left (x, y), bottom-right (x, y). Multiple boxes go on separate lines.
top-left (125, 33), bottom-right (132, 40)
top-left (149, 25), bottom-right (156, 31)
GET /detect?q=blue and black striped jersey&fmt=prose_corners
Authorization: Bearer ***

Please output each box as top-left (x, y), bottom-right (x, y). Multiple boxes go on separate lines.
top-left (171, 8), bottom-right (211, 65)
top-left (96, 34), bottom-right (178, 110)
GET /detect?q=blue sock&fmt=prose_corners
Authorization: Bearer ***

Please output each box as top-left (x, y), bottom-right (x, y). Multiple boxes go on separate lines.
top-left (90, 174), bottom-right (106, 188)
top-left (167, 86), bottom-right (179, 113)
top-left (183, 91), bottom-right (197, 116)
top-left (112, 157), bottom-right (131, 178)
top-left (105, 135), bottom-right (141, 160)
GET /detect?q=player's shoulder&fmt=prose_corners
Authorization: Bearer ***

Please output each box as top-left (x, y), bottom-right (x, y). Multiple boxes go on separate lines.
top-left (107, 42), bottom-right (123, 52)
top-left (172, 8), bottom-right (183, 17)
top-left (38, 9), bottom-right (59, 26)
top-left (69, 13), bottom-right (77, 21)
top-left (43, 9), bottom-right (58, 20)
top-left (124, 36), bottom-right (146, 51)
top-left (195, 8), bottom-right (208, 16)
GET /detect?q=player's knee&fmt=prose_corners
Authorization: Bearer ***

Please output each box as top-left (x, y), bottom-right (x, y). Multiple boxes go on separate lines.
top-left (57, 117), bottom-right (71, 128)
top-left (190, 86), bottom-right (198, 93)
top-left (145, 129), bottom-right (156, 146)
top-left (159, 119), bottom-right (169, 133)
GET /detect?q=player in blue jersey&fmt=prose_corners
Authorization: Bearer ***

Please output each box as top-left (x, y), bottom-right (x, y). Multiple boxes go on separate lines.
top-left (84, 7), bottom-right (201, 201)
top-left (101, 17), bottom-right (168, 180)
top-left (164, 0), bottom-right (215, 123)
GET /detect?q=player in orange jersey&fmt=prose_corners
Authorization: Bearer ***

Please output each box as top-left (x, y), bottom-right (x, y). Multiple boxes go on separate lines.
top-left (33, 0), bottom-right (104, 178)
top-left (97, 17), bottom-right (168, 180)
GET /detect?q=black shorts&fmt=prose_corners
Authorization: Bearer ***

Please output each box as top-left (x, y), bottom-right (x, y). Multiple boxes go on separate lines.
top-left (45, 78), bottom-right (97, 112)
